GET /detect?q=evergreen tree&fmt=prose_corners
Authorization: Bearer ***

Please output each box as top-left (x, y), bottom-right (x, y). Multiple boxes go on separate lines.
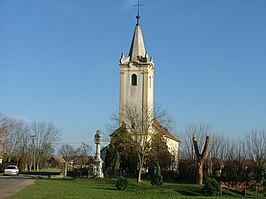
top-left (258, 161), bottom-right (266, 197)
top-left (147, 133), bottom-right (172, 171)
top-left (151, 163), bottom-right (163, 186)
top-left (202, 176), bottom-right (221, 196)
top-left (105, 142), bottom-right (120, 177)
top-left (18, 152), bottom-right (27, 171)
top-left (108, 125), bottom-right (137, 176)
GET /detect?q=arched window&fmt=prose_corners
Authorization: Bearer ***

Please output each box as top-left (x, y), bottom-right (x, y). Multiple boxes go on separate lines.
top-left (131, 74), bottom-right (137, 86)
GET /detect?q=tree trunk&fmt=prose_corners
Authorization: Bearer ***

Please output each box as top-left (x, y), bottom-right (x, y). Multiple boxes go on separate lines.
top-left (193, 136), bottom-right (210, 186)
top-left (137, 154), bottom-right (144, 183)
top-left (36, 158), bottom-right (39, 171)
top-left (137, 167), bottom-right (142, 183)
top-left (196, 160), bottom-right (204, 185)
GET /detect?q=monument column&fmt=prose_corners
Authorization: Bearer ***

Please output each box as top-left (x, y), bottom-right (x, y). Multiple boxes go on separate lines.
top-left (94, 130), bottom-right (104, 178)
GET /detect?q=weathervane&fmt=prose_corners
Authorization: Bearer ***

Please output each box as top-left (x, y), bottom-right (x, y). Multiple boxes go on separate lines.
top-left (135, 0), bottom-right (143, 24)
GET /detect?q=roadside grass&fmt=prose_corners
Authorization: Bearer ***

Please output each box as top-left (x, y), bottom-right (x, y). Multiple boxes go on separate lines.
top-left (10, 178), bottom-right (262, 199)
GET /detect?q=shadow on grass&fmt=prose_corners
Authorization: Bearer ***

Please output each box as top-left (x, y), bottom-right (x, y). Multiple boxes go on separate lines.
top-left (42, 178), bottom-right (78, 181)
top-left (93, 180), bottom-right (153, 192)
top-left (93, 186), bottom-right (118, 191)
top-left (175, 190), bottom-right (202, 196)
top-left (161, 183), bottom-right (206, 196)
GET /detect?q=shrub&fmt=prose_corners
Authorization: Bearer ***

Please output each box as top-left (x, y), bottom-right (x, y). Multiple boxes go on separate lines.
top-left (115, 177), bottom-right (129, 190)
top-left (260, 166), bottom-right (266, 196)
top-left (151, 163), bottom-right (163, 186)
top-left (202, 176), bottom-right (221, 196)
top-left (0, 164), bottom-right (4, 173)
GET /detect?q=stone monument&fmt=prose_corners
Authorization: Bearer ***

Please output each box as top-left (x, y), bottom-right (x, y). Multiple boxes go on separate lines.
top-left (94, 130), bottom-right (104, 178)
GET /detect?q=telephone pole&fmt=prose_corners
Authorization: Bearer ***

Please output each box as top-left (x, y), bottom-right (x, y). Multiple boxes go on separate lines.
top-left (31, 135), bottom-right (36, 171)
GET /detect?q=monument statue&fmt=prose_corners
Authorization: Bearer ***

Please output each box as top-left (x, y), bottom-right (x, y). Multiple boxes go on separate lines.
top-left (94, 130), bottom-right (104, 178)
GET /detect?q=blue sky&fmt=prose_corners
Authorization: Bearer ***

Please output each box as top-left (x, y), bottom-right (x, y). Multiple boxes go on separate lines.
top-left (1, 0), bottom-right (265, 150)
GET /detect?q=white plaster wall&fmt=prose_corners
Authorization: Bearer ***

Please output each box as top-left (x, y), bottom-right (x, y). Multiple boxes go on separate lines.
top-left (124, 66), bottom-right (144, 108)
top-left (166, 138), bottom-right (180, 169)
top-left (120, 62), bottom-right (154, 122)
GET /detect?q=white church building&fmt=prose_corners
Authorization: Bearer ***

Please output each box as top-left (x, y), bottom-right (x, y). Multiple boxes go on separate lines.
top-left (105, 12), bottom-right (180, 170)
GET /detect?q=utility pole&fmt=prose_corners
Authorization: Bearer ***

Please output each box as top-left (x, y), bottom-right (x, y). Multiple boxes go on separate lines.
top-left (31, 135), bottom-right (36, 171)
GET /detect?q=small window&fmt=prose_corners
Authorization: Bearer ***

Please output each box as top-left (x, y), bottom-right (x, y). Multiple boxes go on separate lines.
top-left (131, 74), bottom-right (137, 86)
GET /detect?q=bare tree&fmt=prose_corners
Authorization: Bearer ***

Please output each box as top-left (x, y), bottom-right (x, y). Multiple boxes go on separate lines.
top-left (208, 134), bottom-right (229, 161)
top-left (193, 135), bottom-right (210, 186)
top-left (0, 115), bottom-right (29, 162)
top-left (1, 114), bottom-right (63, 171)
top-left (246, 129), bottom-right (266, 163)
top-left (8, 120), bottom-right (30, 168)
top-left (121, 104), bottom-right (154, 182)
top-left (1, 114), bottom-right (33, 170)
top-left (226, 138), bottom-right (247, 161)
top-left (107, 104), bottom-right (175, 135)
top-left (58, 144), bottom-right (76, 162)
top-left (108, 104), bottom-right (175, 182)
top-left (31, 121), bottom-right (61, 171)
top-left (0, 114), bottom-right (14, 157)
top-left (153, 104), bottom-right (176, 132)
top-left (76, 142), bottom-right (92, 165)
top-left (179, 123), bottom-right (211, 160)
top-left (0, 114), bottom-right (12, 134)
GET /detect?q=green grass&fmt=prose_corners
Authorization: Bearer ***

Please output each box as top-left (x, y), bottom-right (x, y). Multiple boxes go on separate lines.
top-left (10, 178), bottom-right (262, 199)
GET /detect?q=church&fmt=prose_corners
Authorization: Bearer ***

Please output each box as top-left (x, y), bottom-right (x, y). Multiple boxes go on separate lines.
top-left (104, 11), bottom-right (180, 171)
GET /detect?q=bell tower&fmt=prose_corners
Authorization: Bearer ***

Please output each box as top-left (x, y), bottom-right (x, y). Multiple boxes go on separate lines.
top-left (119, 12), bottom-right (154, 127)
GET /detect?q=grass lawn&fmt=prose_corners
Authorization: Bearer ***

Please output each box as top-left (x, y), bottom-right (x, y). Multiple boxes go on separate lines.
top-left (10, 178), bottom-right (262, 199)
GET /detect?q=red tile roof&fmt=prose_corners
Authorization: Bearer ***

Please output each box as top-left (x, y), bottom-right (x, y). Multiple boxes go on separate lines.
top-left (51, 156), bottom-right (66, 164)
top-left (152, 119), bottom-right (180, 142)
top-left (111, 120), bottom-right (180, 143)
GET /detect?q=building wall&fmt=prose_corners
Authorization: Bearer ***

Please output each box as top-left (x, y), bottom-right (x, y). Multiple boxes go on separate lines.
top-left (165, 138), bottom-right (180, 170)
top-left (119, 60), bottom-right (154, 126)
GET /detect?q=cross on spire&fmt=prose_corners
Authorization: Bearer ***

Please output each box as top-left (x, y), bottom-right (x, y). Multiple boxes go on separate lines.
top-left (135, 0), bottom-right (143, 25)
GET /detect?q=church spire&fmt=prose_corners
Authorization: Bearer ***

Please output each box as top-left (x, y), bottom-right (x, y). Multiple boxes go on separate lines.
top-left (128, 1), bottom-right (146, 61)
top-left (128, 23), bottom-right (146, 61)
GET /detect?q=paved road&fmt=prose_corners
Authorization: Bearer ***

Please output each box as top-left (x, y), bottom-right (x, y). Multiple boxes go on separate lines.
top-left (0, 175), bottom-right (35, 199)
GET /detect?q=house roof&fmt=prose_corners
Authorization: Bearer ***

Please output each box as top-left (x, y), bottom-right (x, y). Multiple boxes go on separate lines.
top-left (50, 156), bottom-right (66, 164)
top-left (110, 120), bottom-right (180, 143)
top-left (152, 119), bottom-right (180, 142)
top-left (110, 119), bottom-right (180, 142)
